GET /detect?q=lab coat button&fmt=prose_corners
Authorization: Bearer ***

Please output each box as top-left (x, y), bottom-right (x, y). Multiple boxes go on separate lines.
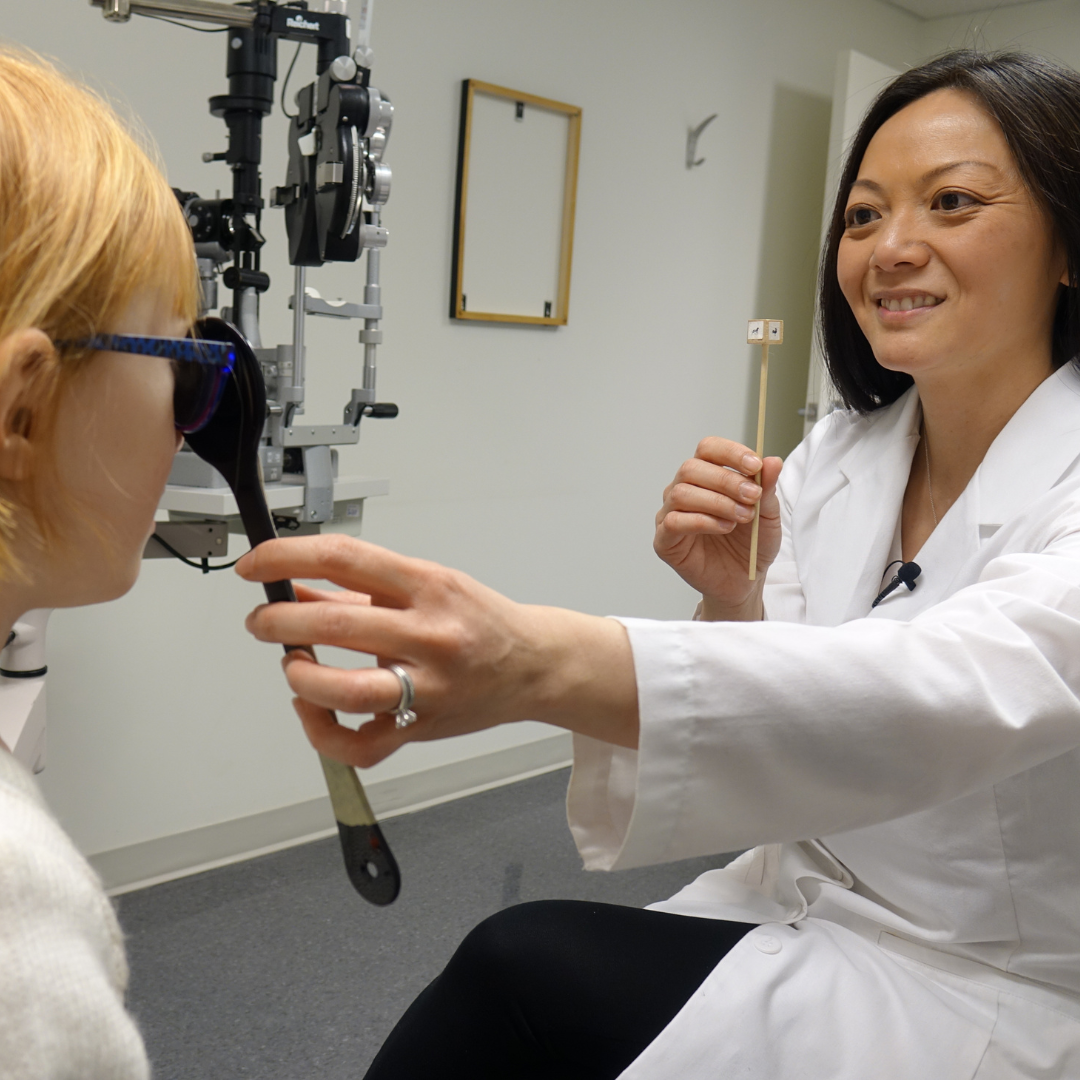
top-left (754, 934), bottom-right (782, 955)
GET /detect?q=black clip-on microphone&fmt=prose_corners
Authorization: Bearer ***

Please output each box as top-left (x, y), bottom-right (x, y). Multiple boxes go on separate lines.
top-left (872, 561), bottom-right (922, 608)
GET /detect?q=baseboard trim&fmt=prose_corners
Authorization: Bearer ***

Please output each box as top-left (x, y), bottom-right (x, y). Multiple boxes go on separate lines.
top-left (95, 732), bottom-right (573, 895)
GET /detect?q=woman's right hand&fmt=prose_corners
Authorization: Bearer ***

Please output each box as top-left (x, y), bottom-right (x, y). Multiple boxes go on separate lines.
top-left (237, 536), bottom-right (640, 767)
top-left (654, 438), bottom-right (783, 619)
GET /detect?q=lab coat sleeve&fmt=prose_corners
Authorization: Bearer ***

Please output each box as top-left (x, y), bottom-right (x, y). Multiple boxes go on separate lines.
top-left (570, 506), bottom-right (1080, 871)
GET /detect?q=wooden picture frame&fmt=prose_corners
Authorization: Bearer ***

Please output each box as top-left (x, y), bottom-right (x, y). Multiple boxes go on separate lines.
top-left (450, 79), bottom-right (582, 326)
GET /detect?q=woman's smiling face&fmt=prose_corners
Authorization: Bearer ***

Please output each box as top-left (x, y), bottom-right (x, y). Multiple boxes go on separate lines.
top-left (837, 87), bottom-right (1067, 386)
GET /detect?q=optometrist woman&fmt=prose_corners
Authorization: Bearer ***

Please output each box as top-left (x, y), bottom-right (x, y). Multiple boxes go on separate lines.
top-left (241, 48), bottom-right (1080, 1080)
top-left (0, 51), bottom-right (234, 1079)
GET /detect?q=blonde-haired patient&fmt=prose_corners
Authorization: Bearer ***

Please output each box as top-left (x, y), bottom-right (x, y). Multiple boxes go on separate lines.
top-left (0, 50), bottom-right (200, 1078)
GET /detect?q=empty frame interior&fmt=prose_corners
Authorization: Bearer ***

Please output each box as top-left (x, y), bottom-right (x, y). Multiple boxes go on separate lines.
top-left (451, 80), bottom-right (582, 325)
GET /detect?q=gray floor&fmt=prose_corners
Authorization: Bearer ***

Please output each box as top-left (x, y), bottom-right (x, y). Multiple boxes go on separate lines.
top-left (116, 767), bottom-right (737, 1080)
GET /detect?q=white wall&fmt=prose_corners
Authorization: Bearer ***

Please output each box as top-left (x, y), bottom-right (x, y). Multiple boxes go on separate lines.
top-left (4, 0), bottom-right (934, 866)
top-left (923, 0), bottom-right (1080, 63)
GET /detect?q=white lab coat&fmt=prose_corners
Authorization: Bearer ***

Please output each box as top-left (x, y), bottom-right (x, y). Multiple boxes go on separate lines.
top-left (568, 363), bottom-right (1080, 1079)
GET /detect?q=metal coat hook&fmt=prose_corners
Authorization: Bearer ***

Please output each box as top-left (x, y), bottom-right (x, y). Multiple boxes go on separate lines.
top-left (686, 113), bottom-right (717, 169)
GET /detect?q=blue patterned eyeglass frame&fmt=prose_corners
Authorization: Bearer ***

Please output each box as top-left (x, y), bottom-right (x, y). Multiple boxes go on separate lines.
top-left (66, 334), bottom-right (237, 434)
top-left (78, 334), bottom-right (235, 367)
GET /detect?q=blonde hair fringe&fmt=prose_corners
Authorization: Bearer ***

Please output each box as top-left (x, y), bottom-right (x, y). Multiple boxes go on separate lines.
top-left (0, 48), bottom-right (199, 574)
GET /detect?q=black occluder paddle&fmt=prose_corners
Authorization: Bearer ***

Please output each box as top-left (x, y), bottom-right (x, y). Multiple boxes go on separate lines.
top-left (185, 317), bottom-right (400, 905)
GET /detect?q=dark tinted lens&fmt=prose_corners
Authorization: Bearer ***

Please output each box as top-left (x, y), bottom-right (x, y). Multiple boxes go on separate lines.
top-left (172, 344), bottom-right (230, 433)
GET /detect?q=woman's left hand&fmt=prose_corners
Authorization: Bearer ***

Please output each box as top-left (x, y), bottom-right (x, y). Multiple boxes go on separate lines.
top-left (236, 535), bottom-right (638, 767)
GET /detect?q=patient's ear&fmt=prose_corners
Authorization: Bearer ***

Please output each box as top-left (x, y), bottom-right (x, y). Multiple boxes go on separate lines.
top-left (0, 329), bottom-right (56, 483)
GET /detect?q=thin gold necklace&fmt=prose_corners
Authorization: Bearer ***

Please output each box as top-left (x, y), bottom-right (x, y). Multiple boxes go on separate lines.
top-left (923, 431), bottom-right (939, 526)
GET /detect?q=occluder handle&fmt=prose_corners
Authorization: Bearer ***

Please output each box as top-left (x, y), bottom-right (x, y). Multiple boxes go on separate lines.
top-left (238, 481), bottom-right (401, 905)
top-left (262, 579), bottom-right (297, 605)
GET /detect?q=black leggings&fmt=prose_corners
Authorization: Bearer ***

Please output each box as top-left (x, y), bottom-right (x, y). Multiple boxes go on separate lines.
top-left (364, 899), bottom-right (753, 1080)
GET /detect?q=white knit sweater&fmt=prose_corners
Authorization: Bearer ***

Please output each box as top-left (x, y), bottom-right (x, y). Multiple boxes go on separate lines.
top-left (0, 748), bottom-right (149, 1079)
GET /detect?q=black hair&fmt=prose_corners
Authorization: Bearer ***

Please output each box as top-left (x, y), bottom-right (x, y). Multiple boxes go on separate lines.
top-left (819, 50), bottom-right (1080, 413)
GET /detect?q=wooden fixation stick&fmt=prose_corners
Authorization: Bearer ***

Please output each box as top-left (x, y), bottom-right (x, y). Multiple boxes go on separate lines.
top-left (746, 319), bottom-right (783, 581)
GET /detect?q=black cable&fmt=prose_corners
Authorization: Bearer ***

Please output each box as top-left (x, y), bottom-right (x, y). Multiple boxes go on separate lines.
top-left (150, 532), bottom-right (245, 575)
top-left (143, 14), bottom-right (228, 32)
top-left (281, 42), bottom-right (303, 118)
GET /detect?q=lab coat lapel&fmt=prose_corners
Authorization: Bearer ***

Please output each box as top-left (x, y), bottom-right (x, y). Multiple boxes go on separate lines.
top-left (972, 362), bottom-right (1080, 532)
top-left (843, 363), bottom-right (1080, 620)
top-left (895, 363), bottom-right (1080, 612)
top-left (802, 389), bottom-right (921, 626)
